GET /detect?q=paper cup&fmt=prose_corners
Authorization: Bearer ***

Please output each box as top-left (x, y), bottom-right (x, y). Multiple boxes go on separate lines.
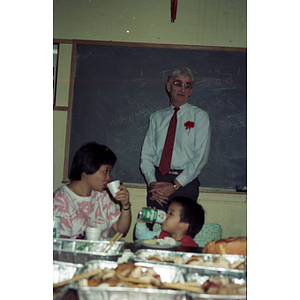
top-left (107, 180), bottom-right (120, 197)
top-left (85, 228), bottom-right (101, 240)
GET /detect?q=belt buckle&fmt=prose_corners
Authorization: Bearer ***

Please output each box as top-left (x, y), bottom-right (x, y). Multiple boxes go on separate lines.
top-left (170, 170), bottom-right (178, 175)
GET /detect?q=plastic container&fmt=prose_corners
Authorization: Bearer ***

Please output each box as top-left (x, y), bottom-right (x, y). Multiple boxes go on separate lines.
top-left (85, 228), bottom-right (101, 240)
top-left (53, 216), bottom-right (61, 238)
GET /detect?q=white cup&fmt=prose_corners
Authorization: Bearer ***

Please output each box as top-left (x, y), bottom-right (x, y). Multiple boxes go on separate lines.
top-left (85, 227), bottom-right (101, 240)
top-left (107, 180), bottom-right (120, 197)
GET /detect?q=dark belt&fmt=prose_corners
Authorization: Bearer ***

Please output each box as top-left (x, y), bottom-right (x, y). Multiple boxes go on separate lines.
top-left (155, 166), bottom-right (183, 175)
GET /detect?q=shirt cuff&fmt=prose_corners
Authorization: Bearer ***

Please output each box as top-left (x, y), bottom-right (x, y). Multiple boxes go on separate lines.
top-left (136, 221), bottom-right (147, 230)
top-left (145, 174), bottom-right (157, 186)
top-left (175, 174), bottom-right (189, 187)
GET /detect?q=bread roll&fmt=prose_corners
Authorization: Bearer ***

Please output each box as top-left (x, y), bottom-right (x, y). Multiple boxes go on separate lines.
top-left (203, 237), bottom-right (247, 256)
top-left (186, 255), bottom-right (204, 265)
top-left (169, 255), bottom-right (184, 264)
top-left (147, 255), bottom-right (163, 262)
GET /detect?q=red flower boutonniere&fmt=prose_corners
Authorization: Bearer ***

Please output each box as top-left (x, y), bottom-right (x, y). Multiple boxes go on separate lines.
top-left (184, 121), bottom-right (194, 130)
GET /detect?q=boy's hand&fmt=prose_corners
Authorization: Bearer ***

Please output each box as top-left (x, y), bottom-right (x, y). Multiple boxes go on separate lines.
top-left (138, 206), bottom-right (156, 224)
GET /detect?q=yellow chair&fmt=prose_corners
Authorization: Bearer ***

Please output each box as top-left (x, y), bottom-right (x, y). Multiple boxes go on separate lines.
top-left (194, 223), bottom-right (222, 247)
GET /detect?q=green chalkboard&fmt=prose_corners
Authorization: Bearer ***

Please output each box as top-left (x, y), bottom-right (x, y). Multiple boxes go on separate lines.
top-left (69, 42), bottom-right (247, 189)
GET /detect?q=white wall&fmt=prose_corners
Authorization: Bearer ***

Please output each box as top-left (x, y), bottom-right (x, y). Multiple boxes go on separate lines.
top-left (53, 0), bottom-right (246, 47)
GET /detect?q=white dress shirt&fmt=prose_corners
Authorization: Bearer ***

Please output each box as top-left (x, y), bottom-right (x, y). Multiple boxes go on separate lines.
top-left (140, 102), bottom-right (211, 187)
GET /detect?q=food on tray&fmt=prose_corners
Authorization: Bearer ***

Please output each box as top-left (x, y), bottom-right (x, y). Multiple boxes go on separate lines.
top-left (169, 255), bottom-right (185, 264)
top-left (148, 254), bottom-right (185, 264)
top-left (143, 237), bottom-right (177, 246)
top-left (203, 237), bottom-right (247, 256)
top-left (78, 263), bottom-right (162, 289)
top-left (186, 255), bottom-right (205, 265)
top-left (77, 263), bottom-right (246, 295)
top-left (147, 254), bottom-right (163, 261)
top-left (187, 255), bottom-right (233, 269)
top-left (201, 275), bottom-right (246, 295)
top-left (146, 254), bottom-right (246, 269)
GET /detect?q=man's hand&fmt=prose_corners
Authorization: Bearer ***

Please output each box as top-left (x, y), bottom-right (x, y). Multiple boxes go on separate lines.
top-left (149, 182), bottom-right (176, 206)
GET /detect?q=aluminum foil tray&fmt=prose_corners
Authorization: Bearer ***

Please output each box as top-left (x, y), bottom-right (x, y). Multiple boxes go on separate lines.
top-left (185, 273), bottom-right (246, 300)
top-left (133, 249), bottom-right (246, 278)
top-left (188, 294), bottom-right (246, 300)
top-left (53, 260), bottom-right (83, 284)
top-left (77, 286), bottom-right (187, 300)
top-left (53, 260), bottom-right (83, 300)
top-left (53, 238), bottom-right (125, 264)
top-left (72, 260), bottom-right (187, 300)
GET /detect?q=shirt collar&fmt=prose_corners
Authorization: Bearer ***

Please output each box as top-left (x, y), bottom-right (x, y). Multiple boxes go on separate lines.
top-left (171, 102), bottom-right (189, 112)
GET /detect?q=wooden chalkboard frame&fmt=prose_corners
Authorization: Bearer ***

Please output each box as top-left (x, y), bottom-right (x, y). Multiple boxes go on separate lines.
top-left (55, 39), bottom-right (246, 192)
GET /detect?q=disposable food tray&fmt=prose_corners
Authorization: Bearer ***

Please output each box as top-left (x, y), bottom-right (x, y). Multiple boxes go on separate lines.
top-left (53, 238), bottom-right (125, 264)
top-left (133, 249), bottom-right (246, 278)
top-left (53, 260), bottom-right (83, 284)
top-left (53, 260), bottom-right (83, 300)
top-left (72, 260), bottom-right (187, 300)
top-left (188, 295), bottom-right (246, 300)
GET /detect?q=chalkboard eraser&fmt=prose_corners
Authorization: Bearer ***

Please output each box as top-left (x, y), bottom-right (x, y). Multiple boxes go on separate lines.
top-left (236, 185), bottom-right (247, 192)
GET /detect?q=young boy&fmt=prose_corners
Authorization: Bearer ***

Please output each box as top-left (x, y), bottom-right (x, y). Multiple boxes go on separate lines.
top-left (135, 197), bottom-right (205, 247)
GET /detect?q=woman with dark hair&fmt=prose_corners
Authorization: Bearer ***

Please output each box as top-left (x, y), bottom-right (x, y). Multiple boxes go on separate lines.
top-left (53, 142), bottom-right (131, 239)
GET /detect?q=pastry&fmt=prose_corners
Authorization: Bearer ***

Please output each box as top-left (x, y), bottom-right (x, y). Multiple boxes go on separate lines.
top-left (203, 237), bottom-right (247, 256)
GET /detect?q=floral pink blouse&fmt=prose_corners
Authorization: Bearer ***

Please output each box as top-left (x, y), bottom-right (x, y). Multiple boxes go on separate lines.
top-left (53, 185), bottom-right (120, 238)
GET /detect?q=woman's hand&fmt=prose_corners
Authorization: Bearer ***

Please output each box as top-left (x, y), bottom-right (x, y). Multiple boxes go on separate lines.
top-left (114, 185), bottom-right (130, 208)
top-left (112, 184), bottom-right (132, 236)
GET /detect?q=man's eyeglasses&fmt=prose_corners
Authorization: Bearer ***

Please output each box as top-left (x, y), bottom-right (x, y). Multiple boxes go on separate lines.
top-left (172, 80), bottom-right (193, 90)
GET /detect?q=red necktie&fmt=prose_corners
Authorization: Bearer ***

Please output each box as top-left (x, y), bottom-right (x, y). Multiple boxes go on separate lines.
top-left (159, 107), bottom-right (180, 176)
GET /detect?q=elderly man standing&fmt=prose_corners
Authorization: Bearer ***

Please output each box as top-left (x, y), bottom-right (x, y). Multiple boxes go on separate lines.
top-left (140, 67), bottom-right (211, 212)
